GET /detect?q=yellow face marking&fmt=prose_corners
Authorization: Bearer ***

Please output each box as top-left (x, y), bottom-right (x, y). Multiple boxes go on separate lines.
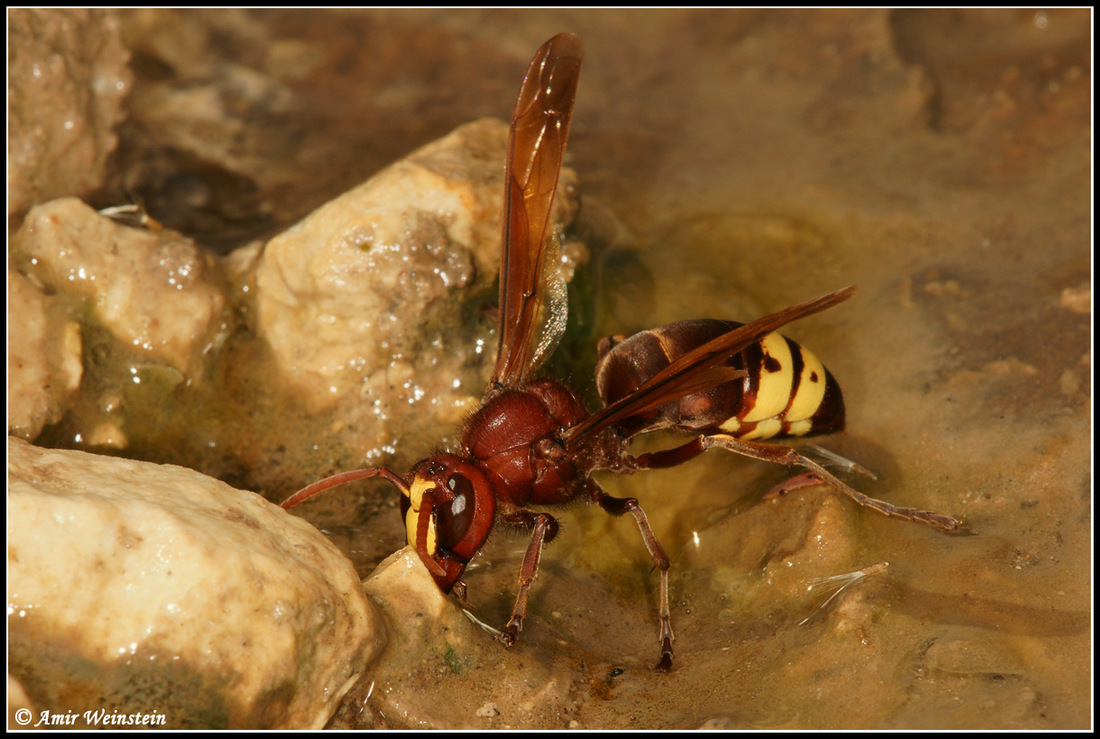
top-left (405, 476), bottom-right (438, 555)
top-left (784, 347), bottom-right (827, 423)
top-left (742, 332), bottom-right (794, 423)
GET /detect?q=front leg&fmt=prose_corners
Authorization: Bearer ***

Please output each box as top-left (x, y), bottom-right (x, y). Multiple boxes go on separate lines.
top-left (497, 509), bottom-right (559, 648)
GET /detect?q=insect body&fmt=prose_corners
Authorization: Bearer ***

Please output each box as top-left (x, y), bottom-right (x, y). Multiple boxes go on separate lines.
top-left (595, 319), bottom-right (845, 442)
top-left (282, 33), bottom-right (961, 672)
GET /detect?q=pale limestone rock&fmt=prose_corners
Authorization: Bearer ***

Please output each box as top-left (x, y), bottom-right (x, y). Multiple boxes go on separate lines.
top-left (365, 546), bottom-right (473, 630)
top-left (11, 198), bottom-right (229, 379)
top-left (7, 437), bottom-right (383, 729)
top-left (253, 118), bottom-right (579, 414)
top-left (7, 270), bottom-right (83, 440)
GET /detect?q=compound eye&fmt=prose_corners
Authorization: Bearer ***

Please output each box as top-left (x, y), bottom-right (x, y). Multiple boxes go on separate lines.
top-left (436, 473), bottom-right (475, 548)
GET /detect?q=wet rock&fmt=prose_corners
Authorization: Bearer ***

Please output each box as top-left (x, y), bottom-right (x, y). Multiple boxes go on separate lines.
top-left (11, 198), bottom-right (230, 380)
top-left (7, 270), bottom-right (83, 440)
top-left (254, 117), bottom-right (578, 412)
top-left (7, 8), bottom-right (132, 220)
top-left (7, 437), bottom-right (384, 729)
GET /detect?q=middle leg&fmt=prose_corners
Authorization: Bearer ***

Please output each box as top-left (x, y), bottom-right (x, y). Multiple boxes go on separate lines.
top-left (585, 478), bottom-right (675, 672)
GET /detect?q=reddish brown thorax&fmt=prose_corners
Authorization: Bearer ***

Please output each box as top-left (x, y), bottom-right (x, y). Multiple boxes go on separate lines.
top-left (464, 379), bottom-right (591, 507)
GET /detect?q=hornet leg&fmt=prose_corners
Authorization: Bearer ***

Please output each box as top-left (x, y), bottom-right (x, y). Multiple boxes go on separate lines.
top-left (497, 509), bottom-right (559, 648)
top-left (586, 478), bottom-right (675, 672)
top-left (700, 434), bottom-right (963, 533)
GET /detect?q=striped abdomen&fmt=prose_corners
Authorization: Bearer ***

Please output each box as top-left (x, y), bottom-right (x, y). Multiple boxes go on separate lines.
top-left (594, 319), bottom-right (844, 441)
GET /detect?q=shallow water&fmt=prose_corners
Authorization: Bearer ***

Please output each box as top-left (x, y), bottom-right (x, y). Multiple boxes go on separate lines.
top-left (17, 8), bottom-right (1091, 729)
